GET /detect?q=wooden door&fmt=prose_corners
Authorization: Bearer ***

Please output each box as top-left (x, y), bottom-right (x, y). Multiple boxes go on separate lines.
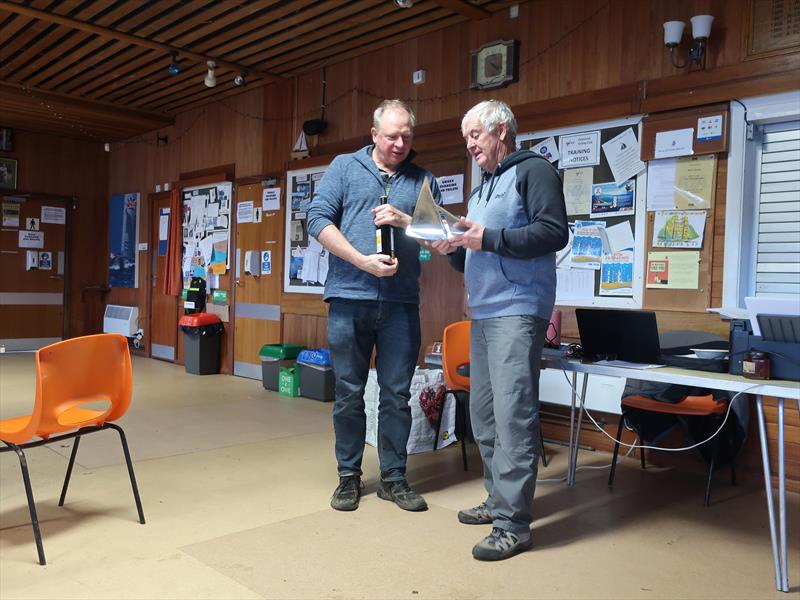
top-left (148, 191), bottom-right (178, 361)
top-left (0, 196), bottom-right (68, 351)
top-left (415, 152), bottom-right (471, 363)
top-left (232, 182), bottom-right (284, 379)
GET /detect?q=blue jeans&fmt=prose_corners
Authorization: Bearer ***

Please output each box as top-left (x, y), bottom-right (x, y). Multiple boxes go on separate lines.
top-left (327, 299), bottom-right (421, 481)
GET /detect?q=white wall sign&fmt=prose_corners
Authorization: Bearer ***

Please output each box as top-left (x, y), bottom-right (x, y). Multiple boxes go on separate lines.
top-left (19, 230), bottom-right (44, 248)
top-left (559, 130), bottom-right (601, 168)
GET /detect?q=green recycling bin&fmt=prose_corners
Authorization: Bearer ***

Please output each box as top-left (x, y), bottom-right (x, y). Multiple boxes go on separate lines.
top-left (259, 343), bottom-right (304, 391)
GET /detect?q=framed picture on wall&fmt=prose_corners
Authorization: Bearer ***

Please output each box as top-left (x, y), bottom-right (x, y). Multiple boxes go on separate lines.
top-left (0, 127), bottom-right (12, 152)
top-left (0, 157), bottom-right (18, 190)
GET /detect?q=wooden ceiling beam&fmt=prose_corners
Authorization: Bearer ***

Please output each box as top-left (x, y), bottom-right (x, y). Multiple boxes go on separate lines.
top-left (430, 0), bottom-right (491, 20)
top-left (0, 0), bottom-right (286, 83)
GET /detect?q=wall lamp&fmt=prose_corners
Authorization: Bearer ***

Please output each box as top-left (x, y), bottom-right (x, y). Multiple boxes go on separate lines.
top-left (663, 15), bottom-right (713, 68)
top-left (204, 61), bottom-right (217, 87)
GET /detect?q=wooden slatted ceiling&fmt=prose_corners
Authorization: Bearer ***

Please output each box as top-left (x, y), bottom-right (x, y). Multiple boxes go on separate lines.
top-left (0, 0), bottom-right (509, 141)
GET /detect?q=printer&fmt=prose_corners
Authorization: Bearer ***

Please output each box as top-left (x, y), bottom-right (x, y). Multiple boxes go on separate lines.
top-left (729, 314), bottom-right (800, 381)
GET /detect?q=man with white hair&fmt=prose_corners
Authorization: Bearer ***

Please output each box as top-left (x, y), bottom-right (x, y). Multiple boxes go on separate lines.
top-left (308, 99), bottom-right (440, 514)
top-left (433, 100), bottom-right (568, 560)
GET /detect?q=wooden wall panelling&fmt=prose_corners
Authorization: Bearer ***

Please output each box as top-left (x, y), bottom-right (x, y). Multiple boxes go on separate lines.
top-left (640, 104), bottom-right (730, 160)
top-left (8, 130), bottom-right (109, 338)
top-left (282, 312), bottom-right (328, 349)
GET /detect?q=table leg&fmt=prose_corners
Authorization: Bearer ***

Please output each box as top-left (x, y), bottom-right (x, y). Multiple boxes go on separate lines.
top-left (569, 373), bottom-right (589, 486)
top-left (755, 394), bottom-right (783, 591)
top-left (777, 397), bottom-right (788, 592)
top-left (567, 370), bottom-right (577, 485)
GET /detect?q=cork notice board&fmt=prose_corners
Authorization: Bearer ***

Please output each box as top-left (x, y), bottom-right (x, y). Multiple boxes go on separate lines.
top-left (642, 168), bottom-right (716, 313)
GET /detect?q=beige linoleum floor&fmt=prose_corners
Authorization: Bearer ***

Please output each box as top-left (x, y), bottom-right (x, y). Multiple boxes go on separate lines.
top-left (0, 352), bottom-right (797, 600)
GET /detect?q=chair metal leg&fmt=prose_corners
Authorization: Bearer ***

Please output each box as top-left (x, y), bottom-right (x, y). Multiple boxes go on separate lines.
top-left (539, 428), bottom-right (548, 468)
top-left (58, 435), bottom-right (82, 506)
top-left (608, 416), bottom-right (624, 486)
top-left (704, 424), bottom-right (721, 507)
top-left (107, 423), bottom-right (146, 524)
top-left (9, 445), bottom-right (46, 565)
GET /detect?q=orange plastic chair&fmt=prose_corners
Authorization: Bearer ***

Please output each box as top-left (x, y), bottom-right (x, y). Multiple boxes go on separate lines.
top-left (608, 393), bottom-right (735, 506)
top-left (441, 321), bottom-right (471, 471)
top-left (0, 334), bottom-right (145, 565)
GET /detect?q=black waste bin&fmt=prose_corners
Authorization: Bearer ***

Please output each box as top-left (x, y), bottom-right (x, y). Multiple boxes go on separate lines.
top-left (179, 313), bottom-right (223, 375)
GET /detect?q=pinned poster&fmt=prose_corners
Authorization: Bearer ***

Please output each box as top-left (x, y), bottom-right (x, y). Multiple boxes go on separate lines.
top-left (261, 250), bottom-right (272, 275)
top-left (531, 136), bottom-right (560, 163)
top-left (562, 167), bottom-right (592, 216)
top-left (654, 128), bottom-right (694, 158)
top-left (646, 251), bottom-right (700, 289)
top-left (38, 251), bottom-right (53, 270)
top-left (158, 208), bottom-right (170, 256)
top-left (600, 250), bottom-right (634, 296)
top-left (674, 154), bottom-right (715, 209)
top-left (570, 220), bottom-right (606, 270)
top-left (559, 130), bottom-right (600, 168)
top-left (602, 127), bottom-right (645, 184)
top-left (653, 210), bottom-right (706, 248)
top-left (590, 180), bottom-right (635, 218)
top-left (2, 202), bottom-right (19, 227)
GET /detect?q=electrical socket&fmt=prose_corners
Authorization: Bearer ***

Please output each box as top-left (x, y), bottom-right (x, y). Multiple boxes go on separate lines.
top-left (412, 69), bottom-right (426, 85)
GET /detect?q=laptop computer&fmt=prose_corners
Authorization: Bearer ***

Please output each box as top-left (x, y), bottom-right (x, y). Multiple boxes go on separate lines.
top-left (575, 308), bottom-right (663, 365)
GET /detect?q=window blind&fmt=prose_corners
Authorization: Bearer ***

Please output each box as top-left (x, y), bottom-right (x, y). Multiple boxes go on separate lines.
top-left (755, 121), bottom-right (800, 297)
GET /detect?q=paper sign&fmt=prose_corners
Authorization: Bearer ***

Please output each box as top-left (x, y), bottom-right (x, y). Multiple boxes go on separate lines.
top-left (556, 268), bottom-right (595, 302)
top-left (646, 159), bottom-right (677, 211)
top-left (436, 174), bottom-right (464, 205)
top-left (261, 250), bottom-right (272, 275)
top-left (159, 208), bottom-right (169, 256)
top-left (237, 201), bottom-right (254, 224)
top-left (559, 131), bottom-right (600, 168)
top-left (602, 127), bottom-right (645, 184)
top-left (600, 250), bottom-right (634, 296)
top-left (674, 154), bottom-right (715, 209)
top-left (41, 206), bottom-right (66, 224)
top-left (646, 251), bottom-right (700, 289)
top-left (655, 128), bottom-right (694, 158)
top-left (19, 230), bottom-right (44, 248)
top-left (262, 187), bottom-right (281, 211)
top-left (25, 217), bottom-right (40, 231)
top-left (571, 220), bottom-right (606, 270)
top-left (2, 202), bottom-right (19, 227)
top-left (590, 180), bottom-right (635, 218)
top-left (532, 136), bottom-right (560, 163)
top-left (605, 221), bottom-right (635, 253)
top-left (697, 115), bottom-right (723, 141)
top-left (38, 251), bottom-right (52, 270)
top-left (562, 167), bottom-right (592, 216)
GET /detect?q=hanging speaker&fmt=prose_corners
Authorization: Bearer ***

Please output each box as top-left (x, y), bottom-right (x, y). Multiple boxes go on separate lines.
top-left (302, 119), bottom-right (328, 136)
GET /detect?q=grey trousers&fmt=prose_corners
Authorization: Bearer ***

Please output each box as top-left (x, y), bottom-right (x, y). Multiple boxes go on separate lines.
top-left (470, 314), bottom-right (548, 536)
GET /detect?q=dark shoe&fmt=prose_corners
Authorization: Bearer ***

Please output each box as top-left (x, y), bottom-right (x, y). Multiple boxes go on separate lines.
top-left (472, 527), bottom-right (532, 561)
top-left (458, 501), bottom-right (492, 525)
top-left (377, 479), bottom-right (428, 512)
top-left (330, 476), bottom-right (363, 511)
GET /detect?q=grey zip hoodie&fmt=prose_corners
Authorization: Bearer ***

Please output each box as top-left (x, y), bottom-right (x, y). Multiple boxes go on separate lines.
top-left (449, 150), bottom-right (569, 320)
top-left (308, 145), bottom-right (440, 303)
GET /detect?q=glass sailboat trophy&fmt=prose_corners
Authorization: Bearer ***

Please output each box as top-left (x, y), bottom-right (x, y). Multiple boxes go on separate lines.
top-left (405, 177), bottom-right (467, 240)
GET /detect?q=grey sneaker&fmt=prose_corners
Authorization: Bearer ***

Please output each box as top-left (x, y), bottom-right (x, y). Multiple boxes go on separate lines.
top-left (472, 527), bottom-right (532, 561)
top-left (330, 476), bottom-right (363, 511)
top-left (377, 479), bottom-right (428, 512)
top-left (458, 501), bottom-right (492, 525)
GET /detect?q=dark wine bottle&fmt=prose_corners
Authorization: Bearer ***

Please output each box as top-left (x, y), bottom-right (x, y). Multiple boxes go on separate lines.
top-left (375, 195), bottom-right (395, 257)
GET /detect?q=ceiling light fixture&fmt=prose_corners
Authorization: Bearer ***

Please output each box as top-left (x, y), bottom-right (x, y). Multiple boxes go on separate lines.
top-left (663, 14), bottom-right (713, 68)
top-left (167, 51), bottom-right (180, 75)
top-left (233, 71), bottom-right (247, 86)
top-left (204, 60), bottom-right (217, 87)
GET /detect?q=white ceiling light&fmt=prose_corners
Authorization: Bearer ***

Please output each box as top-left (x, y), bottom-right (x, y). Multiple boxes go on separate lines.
top-left (204, 61), bottom-right (217, 88)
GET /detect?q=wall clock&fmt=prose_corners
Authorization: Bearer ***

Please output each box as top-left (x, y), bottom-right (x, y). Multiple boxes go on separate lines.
top-left (470, 40), bottom-right (519, 90)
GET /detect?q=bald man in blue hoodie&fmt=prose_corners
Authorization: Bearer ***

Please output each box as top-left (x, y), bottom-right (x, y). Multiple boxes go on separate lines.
top-left (308, 100), bottom-right (440, 514)
top-left (433, 100), bottom-right (569, 561)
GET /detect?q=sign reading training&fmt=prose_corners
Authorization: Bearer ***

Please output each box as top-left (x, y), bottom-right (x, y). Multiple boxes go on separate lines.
top-left (558, 131), bottom-right (600, 168)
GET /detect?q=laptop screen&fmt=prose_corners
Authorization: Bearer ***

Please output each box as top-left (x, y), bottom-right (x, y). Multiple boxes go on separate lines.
top-left (575, 309), bottom-right (662, 364)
